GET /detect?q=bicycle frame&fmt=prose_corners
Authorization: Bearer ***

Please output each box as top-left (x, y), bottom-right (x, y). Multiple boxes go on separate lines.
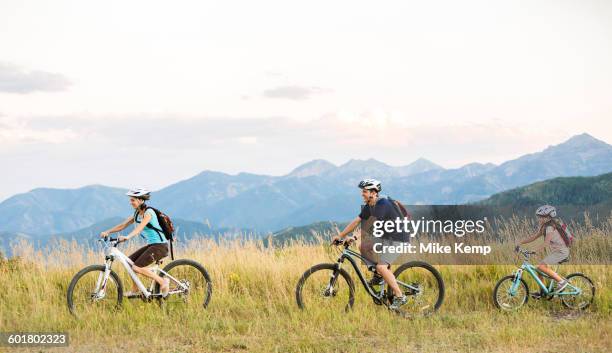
top-left (333, 244), bottom-right (421, 301)
top-left (95, 239), bottom-right (187, 300)
top-left (510, 252), bottom-right (582, 297)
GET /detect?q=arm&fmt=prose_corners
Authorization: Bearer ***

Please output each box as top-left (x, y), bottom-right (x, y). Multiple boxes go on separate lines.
top-left (100, 216), bottom-right (134, 237)
top-left (332, 217), bottom-right (361, 243)
top-left (517, 231), bottom-right (541, 246)
top-left (339, 217), bottom-right (361, 238)
top-left (119, 212), bottom-right (152, 242)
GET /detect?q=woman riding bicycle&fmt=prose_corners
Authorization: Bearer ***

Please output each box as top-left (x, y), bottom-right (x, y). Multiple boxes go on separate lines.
top-left (99, 188), bottom-right (170, 297)
top-left (516, 205), bottom-right (569, 294)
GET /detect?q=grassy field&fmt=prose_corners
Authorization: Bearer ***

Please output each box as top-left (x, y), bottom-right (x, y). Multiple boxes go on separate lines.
top-left (1, 229), bottom-right (610, 353)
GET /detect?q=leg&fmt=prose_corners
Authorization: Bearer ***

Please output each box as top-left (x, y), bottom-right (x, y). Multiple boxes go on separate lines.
top-left (128, 245), bottom-right (151, 293)
top-left (539, 250), bottom-right (569, 284)
top-left (534, 272), bottom-right (546, 296)
top-left (376, 263), bottom-right (403, 297)
top-left (131, 243), bottom-right (170, 294)
top-left (131, 265), bottom-right (165, 287)
top-left (537, 263), bottom-right (563, 282)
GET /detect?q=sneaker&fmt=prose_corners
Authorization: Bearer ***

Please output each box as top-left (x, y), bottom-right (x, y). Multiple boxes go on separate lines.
top-left (389, 295), bottom-right (408, 310)
top-left (555, 280), bottom-right (569, 293)
top-left (368, 273), bottom-right (384, 287)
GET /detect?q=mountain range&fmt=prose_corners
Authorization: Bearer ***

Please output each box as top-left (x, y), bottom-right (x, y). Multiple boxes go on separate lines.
top-left (0, 133), bottom-right (610, 241)
top-left (270, 172), bottom-right (612, 245)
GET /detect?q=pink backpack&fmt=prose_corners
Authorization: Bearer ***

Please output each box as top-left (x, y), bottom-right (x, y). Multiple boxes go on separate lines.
top-left (559, 222), bottom-right (575, 247)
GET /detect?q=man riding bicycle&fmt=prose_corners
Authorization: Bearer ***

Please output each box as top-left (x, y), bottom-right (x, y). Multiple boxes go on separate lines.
top-left (331, 178), bottom-right (408, 310)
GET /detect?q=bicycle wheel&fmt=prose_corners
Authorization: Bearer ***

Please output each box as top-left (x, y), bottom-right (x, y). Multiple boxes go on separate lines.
top-left (155, 259), bottom-right (212, 309)
top-left (493, 275), bottom-right (529, 311)
top-left (296, 263), bottom-right (355, 312)
top-left (67, 265), bottom-right (123, 316)
top-left (561, 273), bottom-right (595, 310)
top-left (393, 261), bottom-right (445, 316)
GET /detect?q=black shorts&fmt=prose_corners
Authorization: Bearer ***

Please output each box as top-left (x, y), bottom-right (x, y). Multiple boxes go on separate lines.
top-left (128, 243), bottom-right (168, 267)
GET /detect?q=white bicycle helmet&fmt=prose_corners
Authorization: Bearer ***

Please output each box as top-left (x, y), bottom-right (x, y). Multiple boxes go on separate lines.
top-left (535, 205), bottom-right (556, 218)
top-left (358, 178), bottom-right (382, 192)
top-left (126, 188), bottom-right (151, 200)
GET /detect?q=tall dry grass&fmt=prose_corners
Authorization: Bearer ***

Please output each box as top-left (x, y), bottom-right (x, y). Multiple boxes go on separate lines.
top-left (0, 217), bottom-right (610, 353)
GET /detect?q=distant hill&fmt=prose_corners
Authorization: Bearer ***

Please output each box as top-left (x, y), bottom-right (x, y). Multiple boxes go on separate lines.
top-left (54, 217), bottom-right (215, 239)
top-left (0, 185), bottom-right (132, 234)
top-left (0, 133), bottom-right (611, 235)
top-left (267, 221), bottom-right (348, 246)
top-left (478, 173), bottom-right (612, 207)
top-left (0, 217), bottom-right (251, 257)
top-left (474, 172), bottom-right (612, 223)
top-left (0, 231), bottom-right (38, 258)
top-left (269, 172), bottom-right (612, 245)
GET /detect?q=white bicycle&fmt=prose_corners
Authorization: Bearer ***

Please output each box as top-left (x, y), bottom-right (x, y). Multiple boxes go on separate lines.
top-left (67, 237), bottom-right (212, 316)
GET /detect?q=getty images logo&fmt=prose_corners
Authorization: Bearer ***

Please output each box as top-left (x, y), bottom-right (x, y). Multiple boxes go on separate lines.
top-left (372, 217), bottom-right (487, 237)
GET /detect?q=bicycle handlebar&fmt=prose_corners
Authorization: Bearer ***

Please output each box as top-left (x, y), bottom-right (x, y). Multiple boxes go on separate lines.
top-left (515, 246), bottom-right (536, 258)
top-left (332, 237), bottom-right (356, 248)
top-left (99, 236), bottom-right (120, 247)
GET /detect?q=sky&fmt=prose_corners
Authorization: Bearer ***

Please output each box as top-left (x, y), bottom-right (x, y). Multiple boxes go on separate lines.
top-left (0, 0), bottom-right (611, 201)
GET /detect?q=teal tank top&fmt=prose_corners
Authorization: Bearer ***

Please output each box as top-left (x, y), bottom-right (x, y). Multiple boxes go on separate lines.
top-left (134, 208), bottom-right (167, 244)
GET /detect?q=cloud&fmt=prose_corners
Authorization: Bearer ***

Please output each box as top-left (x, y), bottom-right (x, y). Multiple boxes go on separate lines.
top-left (1, 112), bottom-right (570, 153)
top-left (0, 114), bottom-right (293, 150)
top-left (0, 63), bottom-right (72, 94)
top-left (262, 85), bottom-right (328, 100)
top-left (0, 116), bottom-right (78, 144)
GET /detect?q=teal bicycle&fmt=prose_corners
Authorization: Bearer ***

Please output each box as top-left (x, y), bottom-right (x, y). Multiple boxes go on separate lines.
top-left (493, 247), bottom-right (595, 311)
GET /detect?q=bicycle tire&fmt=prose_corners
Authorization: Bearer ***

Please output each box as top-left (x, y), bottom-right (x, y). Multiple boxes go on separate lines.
top-left (393, 261), bottom-right (445, 316)
top-left (67, 265), bottom-right (123, 316)
top-left (561, 273), bottom-right (595, 310)
top-left (295, 263), bottom-right (355, 311)
top-left (493, 274), bottom-right (529, 311)
top-left (155, 258), bottom-right (213, 309)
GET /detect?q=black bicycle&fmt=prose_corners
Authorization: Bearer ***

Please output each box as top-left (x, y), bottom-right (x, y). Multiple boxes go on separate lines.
top-left (295, 239), bottom-right (445, 316)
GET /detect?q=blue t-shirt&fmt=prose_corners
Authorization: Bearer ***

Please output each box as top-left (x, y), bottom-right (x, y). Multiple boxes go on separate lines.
top-left (134, 208), bottom-right (167, 244)
top-left (358, 197), bottom-right (407, 241)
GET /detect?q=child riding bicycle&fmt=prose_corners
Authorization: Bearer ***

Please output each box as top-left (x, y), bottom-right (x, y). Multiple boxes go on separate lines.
top-left (515, 205), bottom-right (570, 295)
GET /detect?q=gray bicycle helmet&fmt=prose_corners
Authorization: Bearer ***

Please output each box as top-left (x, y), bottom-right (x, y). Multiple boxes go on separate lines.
top-left (126, 188), bottom-right (151, 200)
top-left (358, 178), bottom-right (382, 192)
top-left (535, 205), bottom-right (556, 218)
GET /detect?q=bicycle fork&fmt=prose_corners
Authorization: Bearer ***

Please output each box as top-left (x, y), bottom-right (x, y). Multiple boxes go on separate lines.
top-left (93, 259), bottom-right (113, 300)
top-left (323, 263), bottom-right (343, 297)
top-left (509, 269), bottom-right (523, 296)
